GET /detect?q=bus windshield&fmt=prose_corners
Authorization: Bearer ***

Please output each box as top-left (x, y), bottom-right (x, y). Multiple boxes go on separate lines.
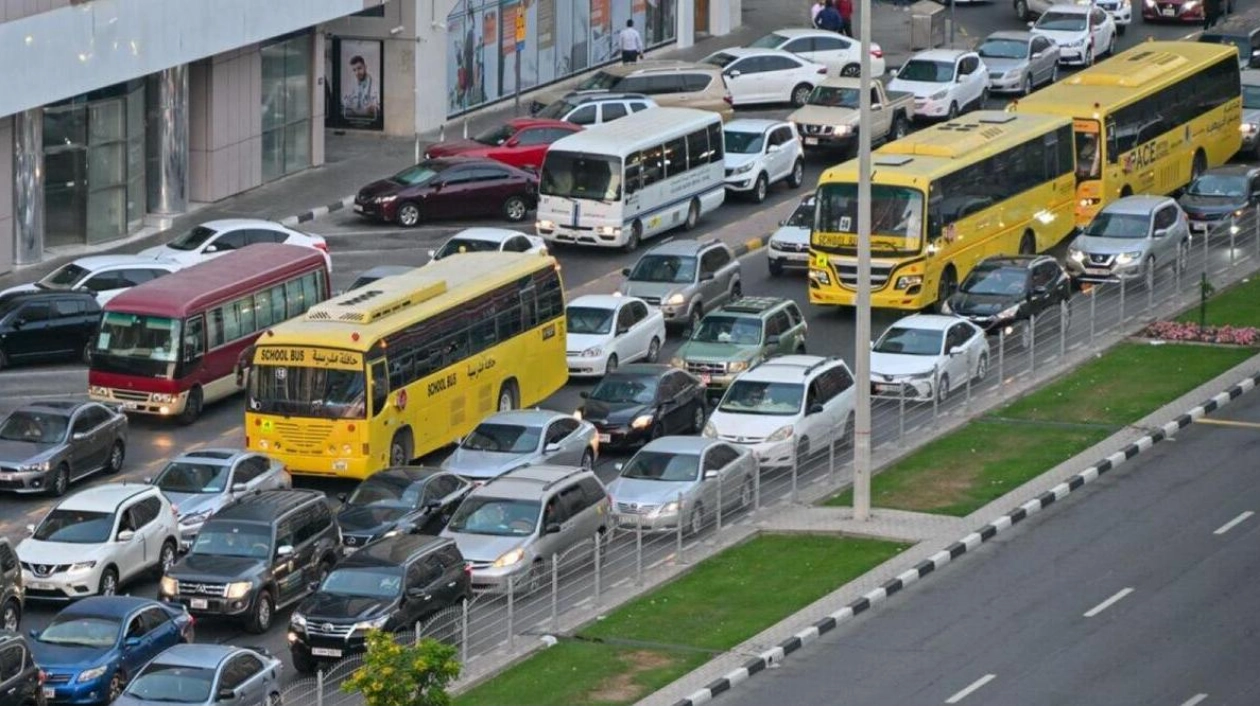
top-left (250, 365), bottom-right (367, 419)
top-left (541, 151), bottom-right (622, 201)
top-left (92, 312), bottom-right (181, 379)
top-left (815, 183), bottom-right (924, 255)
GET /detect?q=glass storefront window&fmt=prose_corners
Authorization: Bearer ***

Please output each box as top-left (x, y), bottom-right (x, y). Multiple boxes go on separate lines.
top-left (262, 33), bottom-right (312, 182)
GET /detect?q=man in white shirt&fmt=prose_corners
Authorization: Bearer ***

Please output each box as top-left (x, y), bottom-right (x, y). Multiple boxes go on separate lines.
top-left (619, 19), bottom-right (644, 64)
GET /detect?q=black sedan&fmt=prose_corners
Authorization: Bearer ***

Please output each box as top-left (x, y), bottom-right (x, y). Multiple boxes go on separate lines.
top-left (576, 364), bottom-right (707, 451)
top-left (0, 400), bottom-right (127, 496)
top-left (941, 255), bottom-right (1071, 348)
top-left (1177, 164), bottom-right (1260, 238)
top-left (336, 467), bottom-right (474, 550)
top-left (352, 156), bottom-right (539, 227)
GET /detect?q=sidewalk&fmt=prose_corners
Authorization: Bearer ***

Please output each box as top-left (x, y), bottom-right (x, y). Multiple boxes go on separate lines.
top-left (0, 0), bottom-right (921, 291)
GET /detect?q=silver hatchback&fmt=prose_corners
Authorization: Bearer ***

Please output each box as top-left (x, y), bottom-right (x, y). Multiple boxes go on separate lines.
top-left (1066, 195), bottom-right (1190, 284)
top-left (617, 238), bottom-right (742, 332)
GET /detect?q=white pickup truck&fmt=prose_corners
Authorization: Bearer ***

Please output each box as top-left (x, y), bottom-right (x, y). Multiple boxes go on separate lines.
top-left (787, 77), bottom-right (915, 157)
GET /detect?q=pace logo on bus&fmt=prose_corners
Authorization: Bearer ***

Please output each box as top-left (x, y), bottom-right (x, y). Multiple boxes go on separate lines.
top-left (1123, 141), bottom-right (1167, 173)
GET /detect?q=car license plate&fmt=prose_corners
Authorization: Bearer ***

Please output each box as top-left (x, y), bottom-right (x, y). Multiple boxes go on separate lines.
top-left (122, 401), bottom-right (138, 410)
top-left (190, 598), bottom-right (208, 610)
top-left (1085, 267), bottom-right (1111, 276)
top-left (598, 433), bottom-right (611, 443)
top-left (875, 384), bottom-right (897, 394)
top-left (27, 581), bottom-right (52, 591)
top-left (1161, 7), bottom-right (1174, 14)
top-left (43, 688), bottom-right (55, 699)
top-left (804, 137), bottom-right (818, 145)
top-left (353, 203), bottom-right (364, 213)
top-left (312, 647), bottom-right (343, 658)
top-left (616, 513), bottom-right (642, 525)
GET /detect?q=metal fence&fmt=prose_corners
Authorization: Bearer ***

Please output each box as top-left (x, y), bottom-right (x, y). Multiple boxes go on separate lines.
top-left (276, 212), bottom-right (1260, 705)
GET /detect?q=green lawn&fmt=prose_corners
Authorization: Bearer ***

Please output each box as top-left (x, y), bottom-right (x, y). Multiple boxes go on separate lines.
top-left (457, 535), bottom-right (905, 706)
top-left (1177, 275), bottom-right (1260, 328)
top-left (827, 342), bottom-right (1254, 516)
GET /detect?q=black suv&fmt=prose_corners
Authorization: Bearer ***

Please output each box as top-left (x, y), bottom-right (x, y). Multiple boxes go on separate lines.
top-left (287, 534), bottom-right (470, 673)
top-left (0, 291), bottom-right (100, 370)
top-left (1200, 13), bottom-right (1260, 69)
top-left (0, 539), bottom-right (22, 632)
top-left (0, 631), bottom-right (42, 705)
top-left (941, 255), bottom-right (1071, 348)
top-left (160, 489), bottom-right (343, 633)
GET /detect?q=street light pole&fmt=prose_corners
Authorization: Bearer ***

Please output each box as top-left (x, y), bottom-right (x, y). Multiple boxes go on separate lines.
top-left (854, 0), bottom-right (873, 522)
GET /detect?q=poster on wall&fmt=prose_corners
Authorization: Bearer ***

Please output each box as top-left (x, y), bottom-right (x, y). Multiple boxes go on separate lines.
top-left (326, 38), bottom-right (384, 131)
top-left (448, 0), bottom-right (502, 115)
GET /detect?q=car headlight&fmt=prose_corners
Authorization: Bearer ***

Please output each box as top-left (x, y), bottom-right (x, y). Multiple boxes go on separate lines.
top-left (291, 612), bottom-right (307, 629)
top-left (896, 275), bottom-right (923, 290)
top-left (537, 219), bottom-right (556, 230)
top-left (18, 461), bottom-right (50, 472)
top-left (766, 425), bottom-right (795, 442)
top-left (631, 414), bottom-right (655, 430)
top-left (78, 665), bottom-right (109, 683)
top-left (151, 393), bottom-right (176, 404)
top-left (1115, 250), bottom-right (1143, 264)
top-left (352, 615), bottom-right (390, 632)
top-left (1069, 37), bottom-right (1086, 47)
top-left (68, 561), bottom-right (96, 572)
top-left (703, 421), bottom-right (717, 438)
top-left (929, 90), bottom-right (948, 101)
top-left (1243, 123), bottom-right (1258, 136)
top-left (160, 576), bottom-right (178, 595)
top-left (581, 346), bottom-right (602, 357)
top-left (574, 408), bottom-right (583, 421)
top-left (653, 501), bottom-right (680, 516)
top-left (940, 299), bottom-right (953, 314)
top-left (732, 163), bottom-right (754, 175)
top-left (89, 385), bottom-right (109, 397)
top-left (1068, 248), bottom-right (1085, 262)
top-left (670, 356), bottom-right (685, 368)
top-left (834, 125), bottom-right (853, 135)
top-left (492, 548), bottom-right (526, 568)
top-left (375, 195), bottom-right (397, 203)
top-left (996, 305), bottom-right (1021, 320)
top-left (1183, 0), bottom-right (1197, 8)
top-left (224, 581), bottom-right (253, 600)
top-left (729, 360), bottom-right (750, 373)
top-left (664, 293), bottom-right (686, 306)
top-left (179, 510), bottom-right (212, 526)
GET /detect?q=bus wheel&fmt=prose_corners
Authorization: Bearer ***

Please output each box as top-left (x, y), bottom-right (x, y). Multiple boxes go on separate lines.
top-left (389, 430), bottom-right (414, 467)
top-left (934, 267), bottom-right (957, 312)
top-left (177, 387), bottom-right (203, 426)
top-left (1019, 231), bottom-right (1036, 255)
top-left (622, 221), bottom-right (643, 253)
top-left (497, 381), bottom-right (519, 412)
top-left (1120, 185), bottom-right (1133, 198)
top-left (683, 199), bottom-right (700, 231)
top-left (1191, 150), bottom-right (1207, 183)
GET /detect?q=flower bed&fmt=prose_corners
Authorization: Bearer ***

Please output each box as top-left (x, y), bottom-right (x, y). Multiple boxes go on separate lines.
top-left (1140, 321), bottom-right (1260, 346)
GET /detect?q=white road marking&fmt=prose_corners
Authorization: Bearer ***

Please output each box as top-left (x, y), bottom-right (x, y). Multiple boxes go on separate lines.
top-left (1084, 587), bottom-right (1134, 617)
top-left (1183, 693), bottom-right (1208, 706)
top-left (945, 674), bottom-right (996, 704)
top-left (1213, 511), bottom-right (1254, 535)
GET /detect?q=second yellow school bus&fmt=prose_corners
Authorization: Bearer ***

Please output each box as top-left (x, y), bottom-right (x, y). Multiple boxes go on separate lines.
top-left (809, 110), bottom-right (1077, 310)
top-left (244, 251), bottom-right (568, 479)
top-left (1013, 40), bottom-right (1241, 226)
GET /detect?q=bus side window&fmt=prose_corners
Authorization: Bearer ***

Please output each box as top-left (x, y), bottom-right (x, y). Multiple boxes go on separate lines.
top-left (370, 360), bottom-right (389, 417)
top-left (184, 315), bottom-right (205, 364)
top-left (625, 154), bottom-right (642, 196)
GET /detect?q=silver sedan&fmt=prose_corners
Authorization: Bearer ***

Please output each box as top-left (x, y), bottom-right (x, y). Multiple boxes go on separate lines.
top-left (606, 436), bottom-right (758, 535)
top-left (113, 643), bottom-right (283, 705)
top-left (148, 448), bottom-right (291, 550)
top-left (441, 409), bottom-right (599, 481)
top-left (0, 400), bottom-right (128, 496)
top-left (978, 30), bottom-right (1060, 95)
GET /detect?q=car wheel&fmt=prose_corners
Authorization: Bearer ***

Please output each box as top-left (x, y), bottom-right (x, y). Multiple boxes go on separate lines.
top-left (731, 280), bottom-right (743, 299)
top-left (1117, 23), bottom-right (1126, 36)
top-left (788, 159), bottom-right (804, 189)
top-left (688, 304), bottom-right (703, 334)
top-left (974, 353), bottom-right (989, 382)
top-left (691, 403), bottom-right (706, 434)
top-left (1145, 255), bottom-right (1157, 290)
top-left (623, 220), bottom-right (643, 252)
top-left (936, 374), bottom-right (951, 404)
top-left (0, 349), bottom-right (6, 371)
top-left (977, 87), bottom-right (989, 109)
top-left (649, 421), bottom-right (665, 442)
top-left (503, 195), bottom-right (529, 222)
top-left (840, 412), bottom-right (855, 449)
top-left (292, 647), bottom-right (318, 674)
top-left (177, 387), bottom-right (203, 426)
top-left (106, 441), bottom-right (125, 474)
top-left (2, 599), bottom-right (20, 632)
top-left (267, 691), bottom-right (284, 706)
top-left (83, 342), bottom-right (93, 365)
top-left (646, 337), bottom-right (661, 363)
top-left (934, 266), bottom-right (958, 312)
top-left (48, 464), bottom-right (70, 497)
top-left (791, 83), bottom-right (813, 107)
top-left (98, 567), bottom-right (119, 597)
top-left (752, 173), bottom-right (769, 204)
top-left (580, 448), bottom-right (595, 470)
top-left (947, 101), bottom-right (959, 119)
top-left (390, 431), bottom-right (414, 467)
top-left (769, 259), bottom-right (784, 276)
top-left (1050, 63), bottom-right (1059, 85)
top-left (247, 590), bottom-right (274, 634)
top-left (1023, 74), bottom-right (1034, 96)
top-left (840, 63), bottom-right (860, 77)
top-left (106, 672), bottom-right (124, 704)
top-left (1108, 33), bottom-right (1116, 55)
top-left (605, 353), bottom-right (619, 375)
top-left (891, 115), bottom-right (909, 140)
top-left (1085, 45), bottom-right (1094, 67)
top-left (157, 540), bottom-right (177, 577)
top-left (683, 199), bottom-right (700, 231)
top-left (396, 202), bottom-right (421, 227)
top-left (1019, 231), bottom-right (1036, 255)
top-left (1191, 150), bottom-right (1207, 183)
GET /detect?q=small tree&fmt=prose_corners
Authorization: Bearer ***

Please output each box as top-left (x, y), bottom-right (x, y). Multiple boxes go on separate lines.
top-left (342, 630), bottom-right (461, 706)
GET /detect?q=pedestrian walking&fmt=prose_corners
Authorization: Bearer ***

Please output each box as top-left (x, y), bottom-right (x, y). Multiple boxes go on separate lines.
top-left (1204, 0), bottom-right (1221, 29)
top-left (837, 0), bottom-right (854, 37)
top-left (619, 19), bottom-right (644, 64)
top-left (814, 0), bottom-right (844, 33)
top-left (810, 0), bottom-right (825, 24)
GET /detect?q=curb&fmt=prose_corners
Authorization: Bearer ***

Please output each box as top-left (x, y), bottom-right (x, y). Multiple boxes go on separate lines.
top-left (675, 372), bottom-right (1260, 706)
top-left (732, 234), bottom-right (771, 257)
top-left (278, 195), bottom-right (356, 227)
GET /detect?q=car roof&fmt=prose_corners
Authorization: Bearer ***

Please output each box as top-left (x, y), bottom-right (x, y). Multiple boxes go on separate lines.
top-left (147, 642), bottom-right (242, 668)
top-left (973, 255), bottom-right (1046, 270)
top-left (711, 47), bottom-right (801, 59)
top-left (0, 289), bottom-right (96, 306)
top-left (984, 30), bottom-right (1035, 42)
top-left (505, 117), bottom-right (580, 130)
top-left (357, 265), bottom-right (414, 279)
top-left (424, 155), bottom-right (515, 169)
top-left (1043, 2), bottom-right (1091, 12)
top-left (476, 409), bottom-right (564, 427)
top-left (1102, 195), bottom-right (1172, 213)
top-left (724, 118), bottom-right (788, 133)
top-left (607, 363), bottom-right (672, 377)
top-left (476, 464), bottom-right (595, 500)
top-left (1199, 164), bottom-right (1260, 178)
top-left (640, 435), bottom-right (720, 455)
top-left (213, 489), bottom-right (325, 522)
top-left (60, 595), bottom-right (155, 618)
top-left (60, 254), bottom-right (179, 271)
top-left (344, 534), bottom-right (453, 568)
top-left (743, 355), bottom-right (845, 382)
top-left (759, 28), bottom-right (835, 39)
top-left (909, 49), bottom-right (971, 62)
top-left (561, 91), bottom-right (653, 103)
top-left (58, 483), bottom-right (155, 512)
top-left (196, 218), bottom-right (299, 234)
top-left (173, 448), bottom-right (253, 465)
top-left (888, 314), bottom-right (964, 331)
top-left (362, 466), bottom-right (449, 485)
top-left (568, 294), bottom-right (632, 310)
top-left (448, 228), bottom-right (531, 243)
top-left (642, 238), bottom-right (723, 256)
top-left (19, 400), bottom-right (90, 414)
top-left (717, 296), bottom-right (789, 316)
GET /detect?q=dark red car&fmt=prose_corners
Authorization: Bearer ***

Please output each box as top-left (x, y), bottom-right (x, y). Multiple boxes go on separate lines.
top-left (353, 156), bottom-right (539, 227)
top-left (423, 118), bottom-right (582, 171)
top-left (1142, 0), bottom-right (1206, 22)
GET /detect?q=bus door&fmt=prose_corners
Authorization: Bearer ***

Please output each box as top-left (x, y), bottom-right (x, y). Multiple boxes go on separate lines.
top-left (368, 358), bottom-right (401, 466)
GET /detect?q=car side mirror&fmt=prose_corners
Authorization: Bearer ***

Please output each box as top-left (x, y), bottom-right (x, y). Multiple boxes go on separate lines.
top-left (621, 267), bottom-right (632, 276)
top-left (407, 586), bottom-right (430, 600)
top-left (72, 432), bottom-right (87, 441)
top-left (808, 403), bottom-right (825, 415)
top-left (337, 492), bottom-right (348, 503)
top-left (143, 477), bottom-right (153, 485)
top-left (544, 522), bottom-right (562, 534)
top-left (703, 469), bottom-right (719, 480)
top-left (277, 544), bottom-right (295, 558)
top-left (27, 629), bottom-right (38, 639)
top-left (203, 244), bottom-right (218, 254)
top-left (25, 524), bottom-right (34, 536)
top-left (1027, 20), bottom-right (1035, 28)
top-left (544, 442), bottom-right (561, 453)
top-left (614, 462), bottom-right (624, 471)
top-left (427, 249), bottom-right (437, 259)
top-left (1032, 285), bottom-right (1049, 296)
top-left (506, 137), bottom-right (520, 147)
top-left (726, 70), bottom-right (742, 78)
top-left (10, 318), bottom-right (23, 329)
top-left (308, 580), bottom-right (321, 592)
top-left (949, 345), bottom-right (964, 356)
top-left (116, 530), bottom-right (135, 543)
top-left (124, 636), bottom-right (142, 649)
top-left (579, 391), bottom-right (590, 399)
top-left (766, 334), bottom-right (781, 346)
top-left (767, 143), bottom-right (780, 153)
top-left (699, 271), bottom-right (715, 281)
top-left (231, 482), bottom-right (247, 494)
top-left (217, 688), bottom-right (239, 702)
top-left (1153, 228), bottom-right (1169, 238)
top-left (778, 219), bottom-right (786, 226)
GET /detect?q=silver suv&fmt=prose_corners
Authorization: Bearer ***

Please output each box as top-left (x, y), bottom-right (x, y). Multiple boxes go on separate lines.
top-left (441, 466), bottom-right (612, 594)
top-left (618, 238), bottom-right (742, 333)
top-left (532, 91), bottom-right (657, 125)
top-left (1066, 195), bottom-right (1190, 284)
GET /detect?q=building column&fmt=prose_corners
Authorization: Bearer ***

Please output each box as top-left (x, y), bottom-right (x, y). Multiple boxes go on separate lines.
top-left (146, 65), bottom-right (189, 215)
top-left (710, 0), bottom-right (740, 37)
top-left (12, 108), bottom-right (43, 266)
top-left (676, 0), bottom-right (695, 49)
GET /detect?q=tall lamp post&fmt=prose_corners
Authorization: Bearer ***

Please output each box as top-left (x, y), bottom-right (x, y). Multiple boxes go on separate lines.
top-left (853, 0), bottom-right (873, 522)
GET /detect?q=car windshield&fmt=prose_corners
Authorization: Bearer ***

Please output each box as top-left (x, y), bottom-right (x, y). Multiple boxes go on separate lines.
top-left (807, 85), bottom-right (860, 108)
top-left (152, 461), bottom-right (231, 494)
top-left (250, 366), bottom-right (367, 419)
top-left (346, 475), bottom-right (427, 509)
top-left (1035, 11), bottom-right (1086, 31)
top-left (816, 183), bottom-right (924, 254)
top-left (460, 423), bottom-right (541, 454)
top-left (95, 312), bottom-right (181, 364)
top-left (785, 200), bottom-right (815, 228)
top-left (1187, 174), bottom-right (1248, 197)
top-left (39, 614), bottom-right (120, 648)
top-left (166, 225), bottom-right (218, 251)
top-left (541, 151), bottom-right (622, 201)
top-left (691, 315), bottom-right (763, 345)
top-left (748, 32), bottom-right (788, 49)
top-left (321, 567), bottom-right (404, 598)
top-left (37, 262), bottom-right (90, 289)
top-left (724, 130), bottom-right (765, 154)
top-left (434, 237), bottom-right (499, 259)
top-left (577, 71), bottom-right (622, 90)
top-left (620, 451), bottom-right (700, 482)
top-left (535, 99), bottom-right (581, 120)
top-left (629, 254), bottom-right (696, 283)
top-left (567, 306), bottom-right (614, 335)
top-left (34, 509), bottom-right (114, 543)
top-left (719, 380), bottom-right (804, 415)
top-left (446, 497), bottom-right (540, 536)
top-left (191, 521), bottom-right (272, 559)
top-left (392, 164), bottom-right (440, 186)
top-left (1244, 85), bottom-right (1260, 110)
top-left (874, 327), bottom-right (944, 356)
top-left (978, 38), bottom-right (1029, 59)
top-left (590, 375), bottom-right (658, 405)
top-left (1083, 211), bottom-right (1150, 239)
top-left (702, 52), bottom-right (738, 69)
top-left (473, 124), bottom-right (514, 146)
top-left (1201, 35), bottom-right (1251, 62)
top-left (0, 410), bottom-right (69, 443)
top-left (960, 266), bottom-right (1030, 297)
top-left (124, 664), bottom-right (215, 704)
top-left (896, 59), bottom-right (953, 83)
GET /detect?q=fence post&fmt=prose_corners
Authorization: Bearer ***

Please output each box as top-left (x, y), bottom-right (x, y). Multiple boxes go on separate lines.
top-left (635, 515), bottom-right (644, 586)
top-left (1059, 300), bottom-right (1067, 360)
top-left (1203, 224), bottom-right (1210, 272)
top-left (897, 383), bottom-right (906, 444)
top-left (1088, 289), bottom-right (1096, 344)
top-left (964, 361), bottom-right (971, 410)
top-left (676, 492), bottom-right (686, 563)
top-left (415, 620), bottom-right (422, 647)
top-left (593, 532), bottom-right (602, 605)
top-left (1230, 224), bottom-right (1237, 269)
top-left (1255, 211), bottom-right (1259, 259)
top-left (1147, 262), bottom-right (1155, 313)
top-left (460, 597), bottom-right (469, 664)
top-left (316, 668), bottom-right (324, 707)
top-left (931, 362), bottom-right (939, 423)
top-left (1119, 276), bottom-right (1126, 325)
top-left (790, 440), bottom-right (799, 503)
top-left (1027, 313), bottom-right (1037, 376)
top-left (506, 574), bottom-right (515, 650)
top-left (1176, 244), bottom-right (1183, 296)
top-left (828, 429), bottom-right (837, 483)
top-left (550, 553), bottom-right (559, 634)
top-left (997, 328), bottom-right (1005, 392)
top-left (715, 470), bottom-right (724, 532)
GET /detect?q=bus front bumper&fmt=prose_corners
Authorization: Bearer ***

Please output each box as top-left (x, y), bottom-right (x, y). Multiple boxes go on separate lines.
top-left (537, 221), bottom-right (625, 248)
top-left (88, 387), bottom-right (188, 416)
top-left (247, 445), bottom-right (377, 480)
top-left (807, 271), bottom-right (929, 310)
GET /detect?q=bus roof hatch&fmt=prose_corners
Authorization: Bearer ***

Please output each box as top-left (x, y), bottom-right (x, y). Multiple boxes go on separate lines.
top-left (305, 280), bottom-right (448, 324)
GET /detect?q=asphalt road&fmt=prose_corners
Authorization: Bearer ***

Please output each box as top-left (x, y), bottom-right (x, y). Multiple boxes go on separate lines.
top-left (0, 9), bottom-right (1248, 689)
top-left (712, 376), bottom-right (1260, 706)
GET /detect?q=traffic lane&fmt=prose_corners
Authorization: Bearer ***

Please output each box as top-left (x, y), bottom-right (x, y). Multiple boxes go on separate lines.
top-left (953, 3), bottom-right (1206, 47)
top-left (712, 389), bottom-right (1260, 706)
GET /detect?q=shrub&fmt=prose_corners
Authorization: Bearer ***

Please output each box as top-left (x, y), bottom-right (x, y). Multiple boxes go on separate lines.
top-left (342, 630), bottom-right (461, 706)
top-left (1140, 321), bottom-right (1260, 346)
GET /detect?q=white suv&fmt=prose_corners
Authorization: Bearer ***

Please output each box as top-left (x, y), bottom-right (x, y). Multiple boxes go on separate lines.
top-left (17, 484), bottom-right (179, 599)
top-left (723, 119), bottom-right (806, 204)
top-left (888, 49), bottom-right (989, 121)
top-left (703, 355), bottom-right (855, 470)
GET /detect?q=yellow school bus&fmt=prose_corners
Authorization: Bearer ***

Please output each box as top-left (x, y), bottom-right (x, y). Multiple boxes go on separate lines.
top-left (809, 110), bottom-right (1077, 310)
top-left (244, 251), bottom-right (567, 479)
top-left (1013, 40), bottom-right (1241, 226)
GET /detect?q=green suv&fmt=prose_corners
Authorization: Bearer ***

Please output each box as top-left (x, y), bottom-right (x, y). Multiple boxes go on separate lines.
top-left (670, 297), bottom-right (808, 399)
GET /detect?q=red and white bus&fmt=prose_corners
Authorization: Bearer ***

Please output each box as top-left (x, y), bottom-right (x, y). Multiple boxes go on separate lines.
top-left (88, 243), bottom-right (331, 424)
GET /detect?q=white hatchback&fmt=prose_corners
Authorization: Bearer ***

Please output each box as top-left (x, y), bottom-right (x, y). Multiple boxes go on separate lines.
top-left (139, 218), bottom-right (330, 269)
top-left (723, 119), bottom-right (806, 204)
top-left (18, 483), bottom-right (179, 600)
top-left (702, 47), bottom-right (828, 107)
top-left (869, 314), bottom-right (990, 404)
top-left (566, 294), bottom-right (667, 376)
top-left (0, 255), bottom-right (183, 305)
top-left (746, 28), bottom-right (886, 78)
top-left (428, 227), bottom-right (547, 262)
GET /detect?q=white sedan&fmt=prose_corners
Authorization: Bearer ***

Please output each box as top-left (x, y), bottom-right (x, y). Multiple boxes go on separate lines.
top-left (701, 47), bottom-right (828, 107)
top-left (428, 227), bottom-right (547, 261)
top-left (566, 294), bottom-right (666, 376)
top-left (723, 119), bottom-right (805, 203)
top-left (0, 254), bottom-right (183, 305)
top-left (1029, 3), bottom-right (1117, 67)
top-left (139, 218), bottom-right (330, 268)
top-left (869, 314), bottom-right (990, 403)
top-left (746, 28), bottom-right (886, 78)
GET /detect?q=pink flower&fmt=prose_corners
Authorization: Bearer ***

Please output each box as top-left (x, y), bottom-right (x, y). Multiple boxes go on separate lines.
top-left (1140, 321), bottom-right (1260, 345)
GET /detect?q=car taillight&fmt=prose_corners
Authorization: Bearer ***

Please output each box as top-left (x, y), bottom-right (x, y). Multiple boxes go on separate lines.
top-left (817, 67), bottom-right (827, 75)
top-left (871, 48), bottom-right (884, 58)
top-left (464, 563), bottom-right (473, 576)
top-left (314, 242), bottom-right (329, 252)
top-left (38, 670), bottom-right (46, 686)
top-left (723, 93), bottom-right (733, 105)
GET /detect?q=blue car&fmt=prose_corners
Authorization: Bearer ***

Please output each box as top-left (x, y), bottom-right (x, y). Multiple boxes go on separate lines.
top-left (30, 596), bottom-right (194, 705)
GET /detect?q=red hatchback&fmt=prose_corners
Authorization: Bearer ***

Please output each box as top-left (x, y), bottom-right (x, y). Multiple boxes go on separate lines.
top-left (423, 118), bottom-right (582, 171)
top-left (353, 156), bottom-right (539, 227)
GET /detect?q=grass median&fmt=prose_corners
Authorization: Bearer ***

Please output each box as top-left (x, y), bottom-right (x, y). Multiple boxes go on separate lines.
top-left (1177, 275), bottom-right (1260, 328)
top-left (827, 342), bottom-right (1255, 516)
top-left (457, 534), bottom-right (905, 706)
